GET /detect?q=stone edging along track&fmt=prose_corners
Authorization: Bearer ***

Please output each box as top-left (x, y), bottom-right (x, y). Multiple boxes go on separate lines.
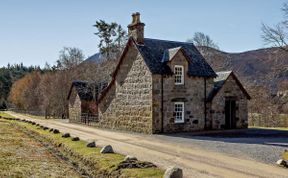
top-left (0, 116), bottom-right (165, 178)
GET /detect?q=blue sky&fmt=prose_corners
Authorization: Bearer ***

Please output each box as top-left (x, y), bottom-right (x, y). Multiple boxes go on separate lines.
top-left (0, 0), bottom-right (285, 67)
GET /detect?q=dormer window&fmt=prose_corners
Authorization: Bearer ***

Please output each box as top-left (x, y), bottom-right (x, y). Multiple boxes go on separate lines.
top-left (174, 65), bottom-right (184, 85)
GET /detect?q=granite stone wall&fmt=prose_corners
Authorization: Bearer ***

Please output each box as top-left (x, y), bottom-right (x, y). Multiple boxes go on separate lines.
top-left (151, 74), bottom-right (163, 133)
top-left (208, 75), bottom-right (248, 129)
top-left (69, 94), bottom-right (81, 123)
top-left (152, 51), bottom-right (207, 133)
top-left (98, 45), bottom-right (153, 133)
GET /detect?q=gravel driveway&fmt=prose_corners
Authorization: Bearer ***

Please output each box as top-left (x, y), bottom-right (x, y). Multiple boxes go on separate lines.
top-left (160, 128), bottom-right (288, 165)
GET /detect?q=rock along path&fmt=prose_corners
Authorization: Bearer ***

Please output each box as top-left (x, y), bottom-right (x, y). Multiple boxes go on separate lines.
top-left (9, 112), bottom-right (288, 178)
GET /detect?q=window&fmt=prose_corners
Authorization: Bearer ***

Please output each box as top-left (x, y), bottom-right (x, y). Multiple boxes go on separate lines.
top-left (174, 65), bottom-right (184, 85)
top-left (174, 102), bottom-right (184, 123)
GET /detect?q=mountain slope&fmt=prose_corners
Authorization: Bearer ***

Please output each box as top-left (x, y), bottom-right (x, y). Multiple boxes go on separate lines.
top-left (200, 46), bottom-right (288, 93)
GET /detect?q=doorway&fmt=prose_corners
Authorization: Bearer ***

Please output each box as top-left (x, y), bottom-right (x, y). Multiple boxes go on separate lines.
top-left (225, 99), bottom-right (236, 129)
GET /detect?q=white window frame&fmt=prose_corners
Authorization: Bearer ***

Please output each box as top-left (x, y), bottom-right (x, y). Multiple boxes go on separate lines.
top-left (174, 65), bottom-right (184, 85)
top-left (174, 102), bottom-right (185, 123)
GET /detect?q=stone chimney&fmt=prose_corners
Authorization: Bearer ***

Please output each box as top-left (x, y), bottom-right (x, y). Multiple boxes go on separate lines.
top-left (127, 12), bottom-right (145, 44)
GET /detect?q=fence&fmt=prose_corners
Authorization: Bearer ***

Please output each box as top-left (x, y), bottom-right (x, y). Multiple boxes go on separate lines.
top-left (79, 113), bottom-right (99, 126)
top-left (69, 111), bottom-right (99, 126)
top-left (249, 113), bottom-right (288, 127)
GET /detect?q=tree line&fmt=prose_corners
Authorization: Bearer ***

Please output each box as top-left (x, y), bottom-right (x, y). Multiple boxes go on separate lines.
top-left (6, 20), bottom-right (127, 118)
top-left (0, 63), bottom-right (43, 109)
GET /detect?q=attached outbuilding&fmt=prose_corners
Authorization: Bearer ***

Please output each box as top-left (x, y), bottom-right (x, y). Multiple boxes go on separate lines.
top-left (67, 81), bottom-right (107, 124)
top-left (207, 71), bottom-right (251, 129)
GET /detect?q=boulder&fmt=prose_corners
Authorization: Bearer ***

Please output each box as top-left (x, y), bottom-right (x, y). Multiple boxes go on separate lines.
top-left (283, 149), bottom-right (288, 160)
top-left (62, 133), bottom-right (70, 138)
top-left (53, 129), bottom-right (60, 134)
top-left (124, 155), bottom-right (138, 162)
top-left (72, 137), bottom-right (80, 141)
top-left (164, 166), bottom-right (183, 178)
top-left (117, 160), bottom-right (156, 169)
top-left (86, 141), bottom-right (96, 148)
top-left (49, 128), bottom-right (54, 132)
top-left (276, 159), bottom-right (287, 167)
top-left (43, 127), bottom-right (49, 130)
top-left (100, 145), bottom-right (114, 154)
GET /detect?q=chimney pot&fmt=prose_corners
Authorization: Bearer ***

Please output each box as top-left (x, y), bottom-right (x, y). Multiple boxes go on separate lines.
top-left (128, 12), bottom-right (145, 44)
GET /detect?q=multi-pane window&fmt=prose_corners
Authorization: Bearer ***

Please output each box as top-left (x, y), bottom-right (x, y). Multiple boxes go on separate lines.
top-left (174, 102), bottom-right (184, 123)
top-left (174, 65), bottom-right (184, 85)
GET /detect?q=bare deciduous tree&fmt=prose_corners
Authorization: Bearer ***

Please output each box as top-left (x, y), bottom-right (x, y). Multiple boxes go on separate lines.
top-left (187, 32), bottom-right (220, 58)
top-left (56, 47), bottom-right (85, 70)
top-left (262, 2), bottom-right (288, 52)
top-left (187, 32), bottom-right (219, 49)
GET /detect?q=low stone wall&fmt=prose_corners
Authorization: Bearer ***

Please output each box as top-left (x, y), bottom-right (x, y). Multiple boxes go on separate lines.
top-left (249, 113), bottom-right (288, 127)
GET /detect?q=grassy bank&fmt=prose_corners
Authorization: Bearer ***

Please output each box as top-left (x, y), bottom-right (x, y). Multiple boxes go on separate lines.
top-left (0, 119), bottom-right (81, 177)
top-left (0, 112), bottom-right (164, 178)
top-left (0, 111), bottom-right (15, 118)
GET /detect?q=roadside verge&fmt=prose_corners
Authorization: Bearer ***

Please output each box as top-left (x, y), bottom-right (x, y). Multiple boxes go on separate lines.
top-left (0, 114), bottom-right (164, 178)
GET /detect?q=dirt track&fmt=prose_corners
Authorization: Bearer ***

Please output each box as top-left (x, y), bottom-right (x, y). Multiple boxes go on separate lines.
top-left (9, 112), bottom-right (288, 178)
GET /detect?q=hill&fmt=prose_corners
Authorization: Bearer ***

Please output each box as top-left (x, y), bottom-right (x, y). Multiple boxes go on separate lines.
top-left (199, 46), bottom-right (288, 93)
top-left (200, 46), bottom-right (288, 114)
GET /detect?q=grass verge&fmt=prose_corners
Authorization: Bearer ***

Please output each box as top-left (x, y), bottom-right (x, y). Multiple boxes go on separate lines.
top-left (0, 111), bottom-right (15, 118)
top-left (0, 119), bottom-right (81, 177)
top-left (0, 114), bottom-right (164, 178)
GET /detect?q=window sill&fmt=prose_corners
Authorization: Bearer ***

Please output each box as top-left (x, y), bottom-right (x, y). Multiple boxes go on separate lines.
top-left (174, 121), bottom-right (185, 124)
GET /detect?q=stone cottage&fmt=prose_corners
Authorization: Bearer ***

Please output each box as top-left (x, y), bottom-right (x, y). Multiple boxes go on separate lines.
top-left (68, 12), bottom-right (251, 134)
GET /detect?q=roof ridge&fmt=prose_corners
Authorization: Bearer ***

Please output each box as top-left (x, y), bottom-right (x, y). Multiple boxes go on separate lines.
top-left (216, 70), bottom-right (233, 74)
top-left (144, 38), bottom-right (194, 45)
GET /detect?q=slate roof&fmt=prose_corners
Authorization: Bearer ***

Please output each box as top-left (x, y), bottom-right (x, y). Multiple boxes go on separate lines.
top-left (67, 80), bottom-right (108, 102)
top-left (207, 71), bottom-right (251, 102)
top-left (135, 38), bottom-right (217, 77)
top-left (68, 81), bottom-right (93, 101)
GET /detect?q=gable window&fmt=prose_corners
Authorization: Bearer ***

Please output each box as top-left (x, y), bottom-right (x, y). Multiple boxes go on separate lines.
top-left (174, 102), bottom-right (184, 123)
top-left (174, 65), bottom-right (184, 85)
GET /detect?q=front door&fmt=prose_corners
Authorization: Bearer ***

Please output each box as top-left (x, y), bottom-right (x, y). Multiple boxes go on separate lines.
top-left (225, 99), bottom-right (236, 129)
